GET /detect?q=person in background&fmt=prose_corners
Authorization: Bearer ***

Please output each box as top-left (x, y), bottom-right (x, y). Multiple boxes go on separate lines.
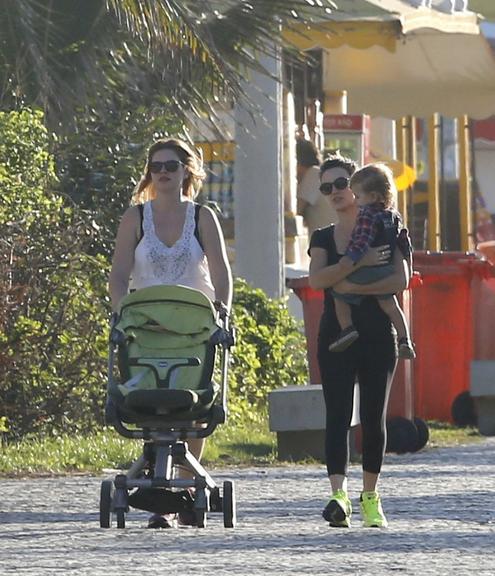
top-left (296, 138), bottom-right (338, 236)
top-left (309, 154), bottom-right (412, 529)
top-left (109, 138), bottom-right (232, 528)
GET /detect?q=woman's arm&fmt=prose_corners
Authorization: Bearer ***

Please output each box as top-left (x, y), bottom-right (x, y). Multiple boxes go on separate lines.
top-left (108, 206), bottom-right (140, 312)
top-left (309, 247), bottom-right (353, 290)
top-left (199, 206), bottom-right (233, 310)
top-left (332, 247), bottom-right (410, 296)
top-left (309, 244), bottom-right (391, 290)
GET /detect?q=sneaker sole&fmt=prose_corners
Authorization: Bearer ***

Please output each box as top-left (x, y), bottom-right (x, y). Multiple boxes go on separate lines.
top-left (363, 521), bottom-right (388, 528)
top-left (323, 500), bottom-right (350, 528)
top-left (398, 348), bottom-right (416, 360)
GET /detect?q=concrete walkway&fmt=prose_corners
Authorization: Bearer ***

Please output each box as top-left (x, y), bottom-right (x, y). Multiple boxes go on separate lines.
top-left (1, 438), bottom-right (494, 575)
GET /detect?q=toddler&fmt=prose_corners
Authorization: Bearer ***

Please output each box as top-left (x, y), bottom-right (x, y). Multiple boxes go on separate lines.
top-left (329, 163), bottom-right (416, 359)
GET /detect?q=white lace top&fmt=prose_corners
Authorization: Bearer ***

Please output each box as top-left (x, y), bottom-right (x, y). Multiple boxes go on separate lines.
top-left (130, 200), bottom-right (215, 300)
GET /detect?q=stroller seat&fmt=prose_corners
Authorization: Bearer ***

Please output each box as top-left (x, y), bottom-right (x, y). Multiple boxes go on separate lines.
top-left (108, 285), bottom-right (221, 422)
top-left (100, 284), bottom-right (235, 529)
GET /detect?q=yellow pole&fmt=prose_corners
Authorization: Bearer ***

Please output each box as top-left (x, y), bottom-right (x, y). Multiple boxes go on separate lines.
top-left (428, 114), bottom-right (441, 251)
top-left (458, 115), bottom-right (473, 252)
top-left (396, 117), bottom-right (408, 225)
top-left (405, 116), bottom-right (416, 231)
top-left (407, 116), bottom-right (417, 179)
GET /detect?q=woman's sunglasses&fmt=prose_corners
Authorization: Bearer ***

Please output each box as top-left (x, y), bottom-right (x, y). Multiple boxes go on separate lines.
top-left (319, 177), bottom-right (350, 195)
top-left (149, 160), bottom-right (183, 174)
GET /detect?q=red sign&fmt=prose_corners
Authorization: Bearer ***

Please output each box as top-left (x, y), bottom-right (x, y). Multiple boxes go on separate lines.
top-left (323, 114), bottom-right (367, 132)
top-left (472, 118), bottom-right (495, 142)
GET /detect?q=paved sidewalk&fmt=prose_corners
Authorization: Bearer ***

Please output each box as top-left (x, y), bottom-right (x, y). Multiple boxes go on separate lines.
top-left (1, 438), bottom-right (494, 575)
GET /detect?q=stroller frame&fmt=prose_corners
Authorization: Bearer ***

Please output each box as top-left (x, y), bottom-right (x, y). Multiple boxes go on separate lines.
top-left (100, 286), bottom-right (235, 529)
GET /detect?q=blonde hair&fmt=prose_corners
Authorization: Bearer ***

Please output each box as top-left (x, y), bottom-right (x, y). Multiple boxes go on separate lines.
top-left (132, 138), bottom-right (206, 204)
top-left (350, 163), bottom-right (396, 209)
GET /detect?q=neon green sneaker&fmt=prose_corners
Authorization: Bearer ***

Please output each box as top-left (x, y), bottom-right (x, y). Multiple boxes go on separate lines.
top-left (360, 491), bottom-right (388, 528)
top-left (322, 489), bottom-right (352, 527)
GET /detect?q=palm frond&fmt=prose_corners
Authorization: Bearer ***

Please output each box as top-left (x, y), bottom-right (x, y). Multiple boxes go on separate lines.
top-left (0, 0), bottom-right (336, 126)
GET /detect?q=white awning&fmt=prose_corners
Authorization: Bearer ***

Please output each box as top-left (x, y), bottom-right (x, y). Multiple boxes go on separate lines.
top-left (323, 29), bottom-right (495, 119)
top-left (284, 2), bottom-right (495, 118)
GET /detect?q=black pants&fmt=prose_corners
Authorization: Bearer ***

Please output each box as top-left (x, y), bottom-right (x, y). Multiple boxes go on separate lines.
top-left (318, 326), bottom-right (397, 477)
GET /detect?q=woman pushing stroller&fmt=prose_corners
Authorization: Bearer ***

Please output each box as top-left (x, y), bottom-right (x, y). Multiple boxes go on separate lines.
top-left (109, 138), bottom-right (233, 527)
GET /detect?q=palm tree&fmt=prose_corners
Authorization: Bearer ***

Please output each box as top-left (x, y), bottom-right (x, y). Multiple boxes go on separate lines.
top-left (0, 0), bottom-right (333, 125)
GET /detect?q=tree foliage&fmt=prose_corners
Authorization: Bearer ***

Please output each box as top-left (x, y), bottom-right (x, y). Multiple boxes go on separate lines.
top-left (0, 109), bottom-right (109, 438)
top-left (0, 0), bottom-right (332, 127)
top-left (227, 278), bottom-right (307, 427)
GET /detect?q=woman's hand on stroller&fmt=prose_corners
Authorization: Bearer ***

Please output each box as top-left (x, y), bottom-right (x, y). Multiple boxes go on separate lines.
top-left (212, 301), bottom-right (235, 347)
top-left (211, 326), bottom-right (235, 348)
top-left (213, 300), bottom-right (229, 320)
top-left (110, 311), bottom-right (119, 329)
top-left (109, 312), bottom-right (126, 345)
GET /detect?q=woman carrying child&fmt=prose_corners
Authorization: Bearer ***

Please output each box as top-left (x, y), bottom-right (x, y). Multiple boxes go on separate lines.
top-left (309, 156), bottom-right (412, 528)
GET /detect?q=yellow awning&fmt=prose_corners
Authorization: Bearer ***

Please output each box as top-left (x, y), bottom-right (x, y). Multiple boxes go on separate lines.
top-left (283, 20), bottom-right (399, 53)
top-left (283, 3), bottom-right (480, 53)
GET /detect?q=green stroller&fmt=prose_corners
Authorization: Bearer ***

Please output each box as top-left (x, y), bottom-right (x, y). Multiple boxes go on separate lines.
top-left (100, 284), bottom-right (235, 529)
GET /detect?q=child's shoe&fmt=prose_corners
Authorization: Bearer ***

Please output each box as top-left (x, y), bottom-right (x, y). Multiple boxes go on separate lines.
top-left (328, 326), bottom-right (359, 352)
top-left (360, 491), bottom-right (388, 528)
top-left (322, 489), bottom-right (352, 527)
top-left (398, 337), bottom-right (416, 359)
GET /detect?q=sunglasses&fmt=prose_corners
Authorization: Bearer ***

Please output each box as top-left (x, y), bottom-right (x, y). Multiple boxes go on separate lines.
top-left (149, 160), bottom-right (183, 174)
top-left (319, 177), bottom-right (350, 195)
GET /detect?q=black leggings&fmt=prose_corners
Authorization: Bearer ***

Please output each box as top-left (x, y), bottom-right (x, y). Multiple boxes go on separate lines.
top-left (318, 329), bottom-right (397, 477)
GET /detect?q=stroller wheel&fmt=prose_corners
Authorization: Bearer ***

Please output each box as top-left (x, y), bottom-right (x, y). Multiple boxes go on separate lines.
top-left (223, 481), bottom-right (236, 528)
top-left (116, 508), bottom-right (126, 529)
top-left (210, 486), bottom-right (222, 512)
top-left (99, 480), bottom-right (114, 528)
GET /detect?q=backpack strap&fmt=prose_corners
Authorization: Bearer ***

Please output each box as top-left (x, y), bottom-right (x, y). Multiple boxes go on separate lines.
top-left (137, 204), bottom-right (144, 243)
top-left (194, 203), bottom-right (204, 251)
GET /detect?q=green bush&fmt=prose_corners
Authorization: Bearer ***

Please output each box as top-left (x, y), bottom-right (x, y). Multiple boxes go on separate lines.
top-left (0, 109), bottom-right (109, 438)
top-left (227, 278), bottom-right (308, 427)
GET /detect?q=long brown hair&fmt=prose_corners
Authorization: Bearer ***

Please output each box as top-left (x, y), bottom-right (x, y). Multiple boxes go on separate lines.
top-left (132, 138), bottom-right (206, 204)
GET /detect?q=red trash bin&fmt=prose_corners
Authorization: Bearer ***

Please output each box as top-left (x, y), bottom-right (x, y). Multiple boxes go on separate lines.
top-left (286, 277), bottom-right (323, 384)
top-left (410, 252), bottom-right (493, 423)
